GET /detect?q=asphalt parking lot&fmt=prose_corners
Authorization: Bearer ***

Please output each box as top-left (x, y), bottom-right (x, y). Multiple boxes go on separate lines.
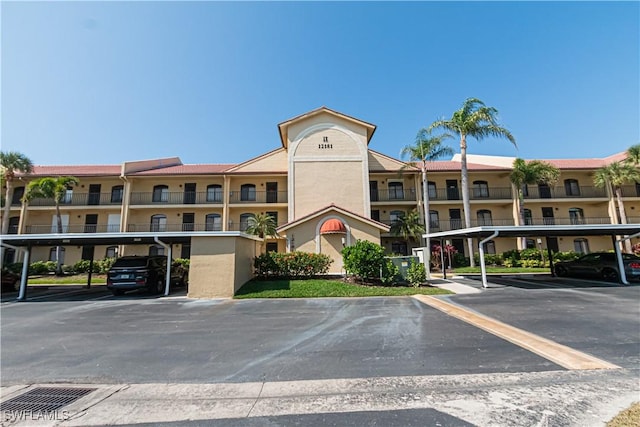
top-left (1, 278), bottom-right (638, 426)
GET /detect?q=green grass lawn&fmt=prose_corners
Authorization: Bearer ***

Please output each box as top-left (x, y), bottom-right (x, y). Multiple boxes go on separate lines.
top-left (451, 267), bottom-right (550, 274)
top-left (26, 274), bottom-right (107, 285)
top-left (235, 279), bottom-right (452, 299)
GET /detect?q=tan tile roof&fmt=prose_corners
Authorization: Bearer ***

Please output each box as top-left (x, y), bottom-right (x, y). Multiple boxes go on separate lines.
top-left (25, 165), bottom-right (121, 177)
top-left (129, 164), bottom-right (236, 175)
top-left (425, 161), bottom-right (510, 172)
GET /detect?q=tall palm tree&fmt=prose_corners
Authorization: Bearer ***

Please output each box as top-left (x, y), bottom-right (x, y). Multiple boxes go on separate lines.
top-left (1, 151), bottom-right (34, 234)
top-left (625, 144), bottom-right (640, 165)
top-left (510, 158), bottom-right (560, 247)
top-left (245, 213), bottom-right (278, 252)
top-left (390, 209), bottom-right (425, 244)
top-left (594, 161), bottom-right (640, 224)
top-left (428, 98), bottom-right (516, 266)
top-left (401, 128), bottom-right (453, 277)
top-left (22, 176), bottom-right (80, 274)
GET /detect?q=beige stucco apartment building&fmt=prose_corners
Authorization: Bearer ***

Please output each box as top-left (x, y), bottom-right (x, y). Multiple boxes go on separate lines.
top-left (3, 107), bottom-right (639, 292)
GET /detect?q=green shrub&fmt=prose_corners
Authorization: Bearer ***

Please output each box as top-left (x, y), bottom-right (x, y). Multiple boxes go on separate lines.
top-left (406, 260), bottom-right (426, 287)
top-left (342, 240), bottom-right (386, 281)
top-left (452, 253), bottom-right (469, 268)
top-left (552, 251), bottom-right (581, 262)
top-left (254, 251), bottom-right (332, 278)
top-left (71, 259), bottom-right (102, 274)
top-left (5, 262), bottom-right (23, 274)
top-left (96, 257), bottom-right (116, 274)
top-left (380, 260), bottom-right (400, 285)
top-left (473, 253), bottom-right (503, 266)
top-left (29, 261), bottom-right (56, 275)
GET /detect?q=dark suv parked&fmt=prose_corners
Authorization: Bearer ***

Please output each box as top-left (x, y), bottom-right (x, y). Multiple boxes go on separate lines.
top-left (107, 256), bottom-right (187, 296)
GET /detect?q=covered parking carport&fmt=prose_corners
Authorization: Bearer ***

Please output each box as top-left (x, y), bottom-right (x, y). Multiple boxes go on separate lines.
top-left (425, 224), bottom-right (640, 288)
top-left (1, 231), bottom-right (261, 300)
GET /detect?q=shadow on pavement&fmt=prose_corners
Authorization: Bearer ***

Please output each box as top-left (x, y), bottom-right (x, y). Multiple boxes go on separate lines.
top-left (454, 274), bottom-right (637, 290)
top-left (0, 284), bottom-right (188, 302)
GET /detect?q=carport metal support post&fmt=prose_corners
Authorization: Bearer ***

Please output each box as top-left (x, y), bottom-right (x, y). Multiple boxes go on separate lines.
top-left (479, 231), bottom-right (499, 288)
top-left (611, 235), bottom-right (629, 285)
top-left (1, 242), bottom-right (30, 301)
top-left (153, 236), bottom-right (172, 296)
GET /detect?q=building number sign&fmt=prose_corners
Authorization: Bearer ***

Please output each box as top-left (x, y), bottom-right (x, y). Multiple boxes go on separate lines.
top-left (319, 136), bottom-right (333, 149)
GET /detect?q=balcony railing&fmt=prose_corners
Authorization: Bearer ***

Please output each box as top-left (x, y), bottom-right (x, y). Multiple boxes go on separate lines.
top-left (620, 185), bottom-right (640, 198)
top-left (27, 193), bottom-right (123, 207)
top-left (522, 186), bottom-right (607, 199)
top-left (25, 224), bottom-right (122, 234)
top-left (228, 191), bottom-right (288, 204)
top-left (130, 192), bottom-right (224, 205)
top-left (369, 188), bottom-right (417, 202)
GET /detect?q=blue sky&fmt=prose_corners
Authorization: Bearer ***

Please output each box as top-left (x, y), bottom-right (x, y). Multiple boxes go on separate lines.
top-left (2, 1), bottom-right (638, 166)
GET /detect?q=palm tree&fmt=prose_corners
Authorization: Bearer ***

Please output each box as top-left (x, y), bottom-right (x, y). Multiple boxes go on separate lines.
top-left (22, 176), bottom-right (80, 274)
top-left (510, 158), bottom-right (560, 247)
top-left (594, 161), bottom-right (640, 252)
top-left (390, 209), bottom-right (425, 243)
top-left (401, 128), bottom-right (453, 277)
top-left (428, 98), bottom-right (516, 266)
top-left (245, 213), bottom-right (278, 252)
top-left (625, 144), bottom-right (640, 165)
top-left (1, 151), bottom-right (34, 234)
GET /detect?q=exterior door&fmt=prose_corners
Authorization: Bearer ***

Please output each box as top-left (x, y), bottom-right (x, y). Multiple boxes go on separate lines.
top-left (446, 180), bottom-right (459, 200)
top-left (184, 183), bottom-right (196, 204)
top-left (266, 182), bottom-right (278, 203)
top-left (81, 246), bottom-right (95, 261)
top-left (182, 213), bottom-right (195, 231)
top-left (539, 184), bottom-right (552, 199)
top-left (541, 207), bottom-right (555, 225)
top-left (88, 184), bottom-right (101, 205)
top-left (449, 209), bottom-right (462, 229)
top-left (369, 181), bottom-right (379, 202)
top-left (84, 214), bottom-right (98, 233)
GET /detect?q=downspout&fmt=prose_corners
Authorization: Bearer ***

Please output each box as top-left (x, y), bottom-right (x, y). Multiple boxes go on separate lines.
top-left (2, 242), bottom-right (30, 301)
top-left (479, 230), bottom-right (500, 289)
top-left (154, 236), bottom-right (172, 296)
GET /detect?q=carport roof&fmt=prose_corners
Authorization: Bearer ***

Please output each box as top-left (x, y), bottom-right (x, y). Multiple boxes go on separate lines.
top-left (424, 224), bottom-right (640, 239)
top-left (0, 231), bottom-right (262, 247)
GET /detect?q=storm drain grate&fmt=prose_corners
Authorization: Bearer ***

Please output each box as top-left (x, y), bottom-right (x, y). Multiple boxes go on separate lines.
top-left (0, 387), bottom-right (96, 412)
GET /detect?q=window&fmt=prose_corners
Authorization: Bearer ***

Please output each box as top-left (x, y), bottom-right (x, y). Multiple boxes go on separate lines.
top-left (150, 214), bottom-right (167, 232)
top-left (239, 213), bottom-right (253, 231)
top-left (391, 242), bottom-right (408, 256)
top-left (266, 211), bottom-right (278, 226)
top-left (569, 208), bottom-right (584, 225)
top-left (111, 185), bottom-right (124, 203)
top-left (564, 179), bottom-right (581, 196)
top-left (523, 209), bottom-right (533, 225)
top-left (429, 210), bottom-right (440, 229)
top-left (49, 247), bottom-right (65, 263)
top-left (105, 246), bottom-right (118, 258)
top-left (207, 184), bottom-right (223, 202)
top-left (371, 210), bottom-right (380, 222)
top-left (525, 239), bottom-right (536, 249)
top-left (538, 183), bottom-right (552, 198)
top-left (427, 181), bottom-right (437, 199)
top-left (390, 210), bottom-right (405, 223)
top-left (477, 210), bottom-right (493, 226)
top-left (205, 213), bottom-right (222, 231)
top-left (12, 186), bottom-right (24, 205)
top-left (149, 245), bottom-right (165, 256)
top-left (388, 182), bottom-right (404, 200)
top-left (485, 240), bottom-right (496, 255)
top-left (266, 242), bottom-right (278, 253)
top-left (636, 182), bottom-right (640, 197)
top-left (8, 217), bottom-right (19, 234)
top-left (473, 181), bottom-right (490, 198)
top-left (240, 184), bottom-right (256, 201)
top-left (574, 238), bottom-right (590, 254)
top-left (62, 189), bottom-right (73, 204)
top-left (152, 185), bottom-right (169, 203)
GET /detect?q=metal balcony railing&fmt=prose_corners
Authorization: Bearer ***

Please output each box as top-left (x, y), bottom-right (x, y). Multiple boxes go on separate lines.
top-left (27, 193), bottom-right (123, 207)
top-left (25, 224), bottom-right (122, 234)
top-left (369, 188), bottom-right (417, 202)
top-left (522, 186), bottom-right (607, 199)
top-left (228, 191), bottom-right (288, 204)
top-left (129, 192), bottom-right (225, 205)
top-left (620, 185), bottom-right (640, 198)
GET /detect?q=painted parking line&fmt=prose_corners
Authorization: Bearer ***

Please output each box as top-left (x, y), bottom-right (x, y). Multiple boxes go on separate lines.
top-left (412, 295), bottom-right (620, 370)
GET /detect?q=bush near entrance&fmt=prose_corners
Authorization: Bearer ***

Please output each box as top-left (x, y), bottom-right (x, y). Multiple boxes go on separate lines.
top-left (254, 251), bottom-right (333, 278)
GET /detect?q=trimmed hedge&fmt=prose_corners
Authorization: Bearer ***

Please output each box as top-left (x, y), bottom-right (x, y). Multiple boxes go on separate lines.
top-left (341, 240), bottom-right (386, 281)
top-left (254, 251), bottom-right (333, 278)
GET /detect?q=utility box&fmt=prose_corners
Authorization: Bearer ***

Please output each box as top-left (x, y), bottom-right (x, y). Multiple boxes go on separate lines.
top-left (386, 256), bottom-right (420, 281)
